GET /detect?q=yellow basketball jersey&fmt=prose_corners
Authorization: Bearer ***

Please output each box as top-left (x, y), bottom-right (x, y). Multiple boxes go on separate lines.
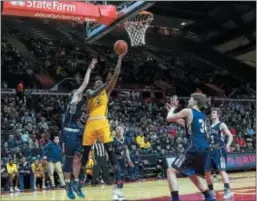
top-left (87, 90), bottom-right (108, 117)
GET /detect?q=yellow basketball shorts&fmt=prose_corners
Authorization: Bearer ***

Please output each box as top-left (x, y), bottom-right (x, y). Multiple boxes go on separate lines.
top-left (82, 119), bottom-right (113, 146)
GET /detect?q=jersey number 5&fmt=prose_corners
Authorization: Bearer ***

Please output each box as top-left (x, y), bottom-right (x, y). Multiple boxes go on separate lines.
top-left (96, 97), bottom-right (101, 105)
top-left (199, 119), bottom-right (207, 133)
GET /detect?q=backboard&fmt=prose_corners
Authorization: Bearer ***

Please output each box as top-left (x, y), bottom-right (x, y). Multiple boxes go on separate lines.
top-left (85, 1), bottom-right (155, 43)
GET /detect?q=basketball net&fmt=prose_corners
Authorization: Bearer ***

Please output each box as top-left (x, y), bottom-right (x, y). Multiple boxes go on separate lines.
top-left (124, 11), bottom-right (153, 47)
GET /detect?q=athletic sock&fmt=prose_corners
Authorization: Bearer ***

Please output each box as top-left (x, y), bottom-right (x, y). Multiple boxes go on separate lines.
top-left (171, 191), bottom-right (179, 201)
top-left (65, 179), bottom-right (71, 186)
top-left (224, 183), bottom-right (230, 189)
top-left (202, 190), bottom-right (211, 198)
top-left (208, 184), bottom-right (214, 190)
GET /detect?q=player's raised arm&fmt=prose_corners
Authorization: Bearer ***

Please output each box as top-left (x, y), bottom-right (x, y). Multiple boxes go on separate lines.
top-left (85, 83), bottom-right (108, 98)
top-left (106, 52), bottom-right (127, 96)
top-left (220, 122), bottom-right (233, 151)
top-left (166, 96), bottom-right (191, 123)
top-left (74, 58), bottom-right (97, 96)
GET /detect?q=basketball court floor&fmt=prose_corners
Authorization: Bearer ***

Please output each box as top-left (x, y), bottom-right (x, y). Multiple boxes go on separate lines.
top-left (1, 171), bottom-right (255, 201)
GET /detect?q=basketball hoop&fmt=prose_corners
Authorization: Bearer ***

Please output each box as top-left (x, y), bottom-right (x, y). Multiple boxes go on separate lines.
top-left (124, 11), bottom-right (153, 47)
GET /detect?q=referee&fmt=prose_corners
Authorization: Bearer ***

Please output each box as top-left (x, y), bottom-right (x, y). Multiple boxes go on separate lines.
top-left (91, 140), bottom-right (110, 185)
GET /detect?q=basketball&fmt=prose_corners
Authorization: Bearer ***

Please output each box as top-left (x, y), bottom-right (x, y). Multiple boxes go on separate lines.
top-left (114, 40), bottom-right (128, 55)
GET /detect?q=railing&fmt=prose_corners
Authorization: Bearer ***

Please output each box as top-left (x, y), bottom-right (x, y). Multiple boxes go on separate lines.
top-left (2, 88), bottom-right (256, 103)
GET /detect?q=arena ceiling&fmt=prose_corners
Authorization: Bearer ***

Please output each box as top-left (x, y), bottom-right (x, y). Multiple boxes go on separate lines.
top-left (2, 1), bottom-right (255, 83)
top-left (148, 1), bottom-right (256, 68)
top-left (93, 1), bottom-right (256, 82)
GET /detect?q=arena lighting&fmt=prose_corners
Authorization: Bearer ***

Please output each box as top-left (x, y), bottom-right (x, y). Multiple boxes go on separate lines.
top-left (181, 22), bottom-right (186, 26)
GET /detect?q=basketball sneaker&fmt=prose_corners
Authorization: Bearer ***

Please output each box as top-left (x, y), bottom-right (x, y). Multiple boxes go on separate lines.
top-left (72, 181), bottom-right (85, 198)
top-left (14, 187), bottom-right (20, 192)
top-left (204, 196), bottom-right (216, 201)
top-left (113, 188), bottom-right (124, 201)
top-left (66, 183), bottom-right (75, 199)
top-left (209, 190), bottom-right (216, 198)
top-left (10, 187), bottom-right (14, 193)
top-left (224, 189), bottom-right (233, 199)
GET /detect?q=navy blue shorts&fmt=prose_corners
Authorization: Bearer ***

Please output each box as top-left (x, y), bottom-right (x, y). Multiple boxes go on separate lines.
top-left (205, 148), bottom-right (227, 172)
top-left (116, 158), bottom-right (127, 178)
top-left (61, 129), bottom-right (82, 157)
top-left (172, 151), bottom-right (208, 177)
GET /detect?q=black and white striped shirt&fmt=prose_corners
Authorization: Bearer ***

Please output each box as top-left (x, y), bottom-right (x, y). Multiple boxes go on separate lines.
top-left (92, 141), bottom-right (105, 157)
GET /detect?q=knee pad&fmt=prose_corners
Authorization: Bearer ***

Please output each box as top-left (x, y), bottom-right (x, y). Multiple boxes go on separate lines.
top-left (104, 142), bottom-right (117, 166)
top-left (81, 146), bottom-right (91, 167)
top-left (63, 156), bottom-right (73, 173)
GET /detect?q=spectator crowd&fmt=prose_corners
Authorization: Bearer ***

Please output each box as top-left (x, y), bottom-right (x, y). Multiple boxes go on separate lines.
top-left (1, 91), bottom-right (256, 192)
top-left (2, 21), bottom-right (256, 97)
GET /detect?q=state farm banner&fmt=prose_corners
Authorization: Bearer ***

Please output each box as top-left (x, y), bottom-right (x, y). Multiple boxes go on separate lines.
top-left (2, 1), bottom-right (117, 25)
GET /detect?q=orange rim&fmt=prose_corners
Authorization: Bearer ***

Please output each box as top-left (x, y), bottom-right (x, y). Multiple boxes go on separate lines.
top-left (124, 10), bottom-right (153, 24)
top-left (138, 11), bottom-right (153, 16)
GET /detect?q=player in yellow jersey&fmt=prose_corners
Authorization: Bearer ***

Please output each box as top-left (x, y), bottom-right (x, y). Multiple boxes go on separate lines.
top-left (81, 51), bottom-right (127, 178)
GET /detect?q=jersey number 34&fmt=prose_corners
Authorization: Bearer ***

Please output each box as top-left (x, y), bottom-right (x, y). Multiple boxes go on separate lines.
top-left (199, 119), bottom-right (207, 133)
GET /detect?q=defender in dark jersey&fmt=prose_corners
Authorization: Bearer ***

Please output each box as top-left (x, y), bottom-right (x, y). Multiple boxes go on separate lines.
top-left (205, 108), bottom-right (233, 199)
top-left (60, 58), bottom-right (97, 200)
top-left (112, 126), bottom-right (133, 201)
top-left (166, 93), bottom-right (215, 201)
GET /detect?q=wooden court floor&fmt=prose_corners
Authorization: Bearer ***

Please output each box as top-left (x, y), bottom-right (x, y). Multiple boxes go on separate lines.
top-left (1, 171), bottom-right (256, 201)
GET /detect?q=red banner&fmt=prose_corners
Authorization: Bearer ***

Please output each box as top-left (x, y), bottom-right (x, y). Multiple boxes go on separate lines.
top-left (2, 1), bottom-right (117, 25)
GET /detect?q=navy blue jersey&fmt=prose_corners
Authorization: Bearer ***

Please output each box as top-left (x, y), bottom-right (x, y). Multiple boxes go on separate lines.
top-left (208, 122), bottom-right (225, 147)
top-left (189, 109), bottom-right (209, 152)
top-left (63, 91), bottom-right (83, 129)
top-left (113, 137), bottom-right (129, 159)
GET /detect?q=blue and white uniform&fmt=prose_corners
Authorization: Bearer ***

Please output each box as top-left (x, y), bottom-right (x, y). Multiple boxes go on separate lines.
top-left (172, 109), bottom-right (209, 177)
top-left (60, 91), bottom-right (84, 157)
top-left (205, 121), bottom-right (227, 171)
top-left (113, 136), bottom-right (130, 189)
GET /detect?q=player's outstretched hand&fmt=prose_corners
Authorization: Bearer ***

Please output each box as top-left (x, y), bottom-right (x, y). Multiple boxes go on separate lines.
top-left (165, 103), bottom-right (171, 111)
top-left (166, 95), bottom-right (179, 110)
top-left (118, 50), bottom-right (128, 60)
top-left (89, 58), bottom-right (98, 69)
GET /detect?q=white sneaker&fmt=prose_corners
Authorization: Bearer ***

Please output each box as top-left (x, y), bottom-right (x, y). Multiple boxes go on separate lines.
top-left (224, 189), bottom-right (233, 199)
top-left (42, 185), bottom-right (47, 189)
top-left (34, 185), bottom-right (38, 190)
top-left (115, 189), bottom-right (124, 200)
top-left (113, 193), bottom-right (119, 201)
top-left (15, 187), bottom-right (20, 192)
top-left (10, 187), bottom-right (14, 193)
top-left (118, 194), bottom-right (125, 200)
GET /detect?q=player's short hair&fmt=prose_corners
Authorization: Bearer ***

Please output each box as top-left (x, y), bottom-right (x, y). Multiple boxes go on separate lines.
top-left (191, 92), bottom-right (207, 109)
top-left (211, 107), bottom-right (222, 116)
